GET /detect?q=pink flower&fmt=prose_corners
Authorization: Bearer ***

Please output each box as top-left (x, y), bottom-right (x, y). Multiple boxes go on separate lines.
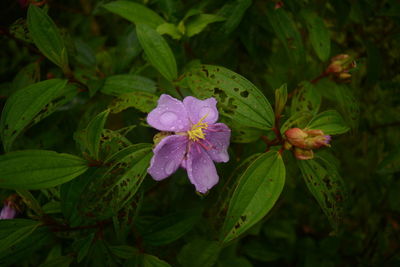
top-left (285, 128), bottom-right (331, 150)
top-left (0, 201), bottom-right (17, 220)
top-left (147, 94), bottom-right (231, 193)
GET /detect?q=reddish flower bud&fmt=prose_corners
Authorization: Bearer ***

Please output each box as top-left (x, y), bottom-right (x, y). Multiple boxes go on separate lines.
top-left (293, 147), bottom-right (314, 160)
top-left (285, 128), bottom-right (331, 150)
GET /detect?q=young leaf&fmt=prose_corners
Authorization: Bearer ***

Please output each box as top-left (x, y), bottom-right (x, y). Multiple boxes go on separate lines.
top-left (297, 154), bottom-right (348, 230)
top-left (280, 111), bottom-right (313, 134)
top-left (85, 110), bottom-right (110, 160)
top-left (109, 92), bottom-right (158, 114)
top-left (0, 219), bottom-right (41, 253)
top-left (0, 79), bottom-right (67, 151)
top-left (184, 65), bottom-right (274, 130)
top-left (306, 110), bottom-right (350, 134)
top-left (103, 0), bottom-right (165, 29)
top-left (290, 81), bottom-right (321, 116)
top-left (157, 23), bottom-right (182, 40)
top-left (275, 83), bottom-right (288, 117)
top-left (185, 14), bottom-right (225, 37)
top-left (27, 5), bottom-right (68, 69)
top-left (178, 239), bottom-right (221, 267)
top-left (301, 10), bottom-right (331, 61)
top-left (101, 74), bottom-right (157, 96)
top-left (0, 150), bottom-right (88, 190)
top-left (136, 23), bottom-right (178, 81)
top-left (221, 151), bottom-right (286, 244)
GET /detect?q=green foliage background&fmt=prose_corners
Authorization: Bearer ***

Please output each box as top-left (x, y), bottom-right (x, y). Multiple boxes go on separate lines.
top-left (0, 0), bottom-right (400, 266)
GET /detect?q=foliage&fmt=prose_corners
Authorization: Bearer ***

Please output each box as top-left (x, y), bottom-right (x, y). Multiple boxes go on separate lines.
top-left (0, 0), bottom-right (399, 266)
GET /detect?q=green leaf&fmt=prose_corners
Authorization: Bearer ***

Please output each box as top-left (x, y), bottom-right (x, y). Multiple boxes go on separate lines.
top-left (85, 110), bottom-right (110, 160)
top-left (101, 74), bottom-right (157, 96)
top-left (0, 225), bottom-right (52, 266)
top-left (157, 23), bottom-right (182, 40)
top-left (0, 150), bottom-right (88, 190)
top-left (79, 144), bottom-right (152, 220)
top-left (266, 5), bottom-right (305, 65)
top-left (39, 256), bottom-right (73, 267)
top-left (301, 10), bottom-right (331, 61)
top-left (27, 5), bottom-right (68, 69)
top-left (306, 110), bottom-right (350, 135)
top-left (178, 239), bottom-right (221, 267)
top-left (377, 146), bottom-right (400, 174)
top-left (290, 81), bottom-right (321, 116)
top-left (109, 92), bottom-right (158, 114)
top-left (275, 83), bottom-right (288, 117)
top-left (102, 0), bottom-right (165, 28)
top-left (297, 154), bottom-right (348, 230)
top-left (218, 0), bottom-right (252, 36)
top-left (73, 233), bottom-right (95, 263)
top-left (109, 245), bottom-right (138, 259)
top-left (184, 65), bottom-right (274, 130)
top-left (12, 62), bottom-right (40, 91)
top-left (221, 151), bottom-right (286, 243)
top-left (334, 84), bottom-right (359, 129)
top-left (0, 79), bottom-right (67, 151)
top-left (141, 210), bottom-right (200, 246)
top-left (136, 23), bottom-right (178, 81)
top-left (185, 14), bottom-right (225, 37)
top-left (280, 111), bottom-right (313, 134)
top-left (143, 254), bottom-right (171, 267)
top-left (0, 219), bottom-right (41, 253)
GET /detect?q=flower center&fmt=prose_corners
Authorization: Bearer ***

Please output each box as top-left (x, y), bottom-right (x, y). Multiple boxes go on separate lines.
top-left (187, 114), bottom-right (208, 141)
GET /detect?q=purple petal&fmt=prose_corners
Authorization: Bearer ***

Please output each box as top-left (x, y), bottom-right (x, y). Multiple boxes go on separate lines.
top-left (0, 204), bottom-right (16, 220)
top-left (204, 123), bottom-right (231, 163)
top-left (186, 143), bottom-right (219, 193)
top-left (147, 94), bottom-right (191, 132)
top-left (183, 96), bottom-right (219, 124)
top-left (148, 135), bottom-right (188, 181)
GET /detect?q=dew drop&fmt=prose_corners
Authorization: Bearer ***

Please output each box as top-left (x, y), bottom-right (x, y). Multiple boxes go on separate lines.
top-left (165, 161), bottom-right (176, 175)
top-left (160, 111), bottom-right (178, 125)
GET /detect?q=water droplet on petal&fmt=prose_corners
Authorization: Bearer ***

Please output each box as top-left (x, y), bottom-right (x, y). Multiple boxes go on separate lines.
top-left (160, 111), bottom-right (178, 126)
top-left (165, 161), bottom-right (176, 175)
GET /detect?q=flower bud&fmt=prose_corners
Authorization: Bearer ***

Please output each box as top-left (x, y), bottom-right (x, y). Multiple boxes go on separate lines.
top-left (325, 54), bottom-right (356, 82)
top-left (285, 128), bottom-right (331, 150)
top-left (293, 147), bottom-right (314, 160)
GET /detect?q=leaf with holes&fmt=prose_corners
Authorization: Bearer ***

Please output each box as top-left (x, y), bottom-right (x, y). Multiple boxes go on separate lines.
top-left (301, 9), bottom-right (331, 61)
top-left (297, 153), bottom-right (348, 231)
top-left (0, 79), bottom-right (68, 151)
top-left (27, 5), bottom-right (68, 69)
top-left (136, 23), bottom-right (178, 81)
top-left (306, 110), bottom-right (350, 135)
top-left (78, 144), bottom-right (152, 220)
top-left (221, 151), bottom-right (285, 244)
top-left (290, 82), bottom-right (321, 116)
top-left (102, 0), bottom-right (165, 29)
top-left (184, 65), bottom-right (274, 130)
top-left (109, 92), bottom-right (158, 114)
top-left (0, 150), bottom-right (88, 190)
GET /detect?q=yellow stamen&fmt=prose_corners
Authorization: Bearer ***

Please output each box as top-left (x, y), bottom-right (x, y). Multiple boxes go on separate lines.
top-left (187, 114), bottom-right (208, 141)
